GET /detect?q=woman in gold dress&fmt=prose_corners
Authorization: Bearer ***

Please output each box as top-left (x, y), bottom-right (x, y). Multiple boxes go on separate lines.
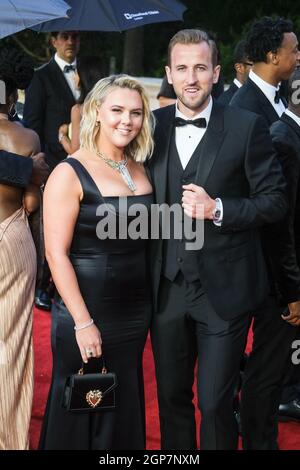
top-left (0, 46), bottom-right (41, 450)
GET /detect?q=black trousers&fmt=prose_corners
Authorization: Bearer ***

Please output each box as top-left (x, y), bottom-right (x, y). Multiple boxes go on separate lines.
top-left (151, 274), bottom-right (250, 450)
top-left (38, 258), bottom-right (51, 290)
top-left (241, 295), bottom-right (298, 450)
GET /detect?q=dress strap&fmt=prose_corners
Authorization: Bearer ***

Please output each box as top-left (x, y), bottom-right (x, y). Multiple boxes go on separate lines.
top-left (62, 157), bottom-right (103, 202)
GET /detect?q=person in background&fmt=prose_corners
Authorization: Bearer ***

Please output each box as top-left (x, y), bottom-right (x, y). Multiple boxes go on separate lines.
top-left (231, 16), bottom-right (300, 449)
top-left (0, 46), bottom-right (41, 450)
top-left (58, 56), bottom-right (104, 154)
top-left (157, 75), bottom-right (177, 108)
top-left (23, 30), bottom-right (81, 312)
top-left (270, 67), bottom-right (300, 423)
top-left (218, 40), bottom-right (252, 105)
top-left (39, 75), bottom-right (154, 450)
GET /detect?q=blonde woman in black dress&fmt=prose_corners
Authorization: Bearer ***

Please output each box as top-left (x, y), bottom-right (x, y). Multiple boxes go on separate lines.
top-left (40, 75), bottom-right (154, 450)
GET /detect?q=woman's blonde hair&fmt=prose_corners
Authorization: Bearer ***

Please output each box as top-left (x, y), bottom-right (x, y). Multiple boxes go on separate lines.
top-left (80, 74), bottom-right (155, 162)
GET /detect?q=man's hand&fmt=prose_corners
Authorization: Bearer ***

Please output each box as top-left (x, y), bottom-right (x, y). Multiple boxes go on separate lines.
top-left (182, 184), bottom-right (216, 220)
top-left (31, 152), bottom-right (50, 186)
top-left (282, 300), bottom-right (300, 326)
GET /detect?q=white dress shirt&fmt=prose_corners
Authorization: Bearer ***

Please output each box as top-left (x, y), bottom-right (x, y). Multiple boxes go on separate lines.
top-left (285, 108), bottom-right (300, 127)
top-left (175, 97), bottom-right (223, 225)
top-left (175, 97), bottom-right (212, 170)
top-left (233, 78), bottom-right (243, 89)
top-left (249, 70), bottom-right (286, 117)
top-left (54, 53), bottom-right (80, 101)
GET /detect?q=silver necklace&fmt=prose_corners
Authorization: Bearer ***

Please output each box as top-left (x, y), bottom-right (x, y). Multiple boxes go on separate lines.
top-left (96, 151), bottom-right (137, 192)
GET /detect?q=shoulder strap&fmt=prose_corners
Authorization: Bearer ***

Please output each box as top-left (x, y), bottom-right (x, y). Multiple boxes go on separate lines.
top-left (62, 157), bottom-right (104, 202)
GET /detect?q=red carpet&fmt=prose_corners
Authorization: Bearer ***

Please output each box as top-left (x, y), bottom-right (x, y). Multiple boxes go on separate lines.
top-left (30, 308), bottom-right (300, 450)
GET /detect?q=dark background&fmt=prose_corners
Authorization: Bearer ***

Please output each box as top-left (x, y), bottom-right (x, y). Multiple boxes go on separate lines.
top-left (1, 0), bottom-right (300, 81)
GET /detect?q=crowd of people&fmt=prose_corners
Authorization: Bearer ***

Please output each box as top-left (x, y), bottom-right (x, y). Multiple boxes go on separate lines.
top-left (0, 16), bottom-right (300, 451)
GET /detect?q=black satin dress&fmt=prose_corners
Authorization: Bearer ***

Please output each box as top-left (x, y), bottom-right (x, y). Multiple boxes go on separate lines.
top-left (39, 158), bottom-right (152, 450)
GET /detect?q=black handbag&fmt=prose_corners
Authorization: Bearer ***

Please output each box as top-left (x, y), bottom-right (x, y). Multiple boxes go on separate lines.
top-left (63, 357), bottom-right (118, 412)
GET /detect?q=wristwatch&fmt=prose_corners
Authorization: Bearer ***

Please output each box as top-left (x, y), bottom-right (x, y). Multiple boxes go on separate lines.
top-left (212, 198), bottom-right (222, 222)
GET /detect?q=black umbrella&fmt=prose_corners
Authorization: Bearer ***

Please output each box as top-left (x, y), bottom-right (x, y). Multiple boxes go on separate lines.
top-left (32, 0), bottom-right (187, 32)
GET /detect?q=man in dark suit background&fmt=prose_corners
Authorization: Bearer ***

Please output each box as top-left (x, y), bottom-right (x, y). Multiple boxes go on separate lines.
top-left (218, 40), bottom-right (252, 105)
top-left (230, 17), bottom-right (297, 125)
top-left (270, 67), bottom-right (300, 422)
top-left (230, 17), bottom-right (300, 449)
top-left (23, 31), bottom-right (80, 310)
top-left (24, 31), bottom-right (80, 169)
top-left (148, 28), bottom-right (287, 450)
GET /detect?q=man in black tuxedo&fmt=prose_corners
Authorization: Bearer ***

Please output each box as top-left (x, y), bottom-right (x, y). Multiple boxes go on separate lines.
top-left (23, 31), bottom-right (80, 310)
top-left (270, 67), bottom-right (300, 422)
top-left (218, 40), bottom-right (252, 106)
top-left (230, 17), bottom-right (300, 449)
top-left (148, 29), bottom-right (287, 450)
top-left (230, 18), bottom-right (297, 125)
top-left (23, 31), bottom-right (80, 169)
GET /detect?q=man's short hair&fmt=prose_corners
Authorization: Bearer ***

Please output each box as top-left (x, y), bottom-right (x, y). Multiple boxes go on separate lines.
top-left (234, 40), bottom-right (248, 64)
top-left (167, 29), bottom-right (218, 68)
top-left (245, 17), bottom-right (293, 64)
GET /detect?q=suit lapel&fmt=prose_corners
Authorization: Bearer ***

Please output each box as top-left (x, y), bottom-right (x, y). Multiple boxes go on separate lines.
top-left (48, 58), bottom-right (75, 106)
top-left (248, 78), bottom-right (280, 124)
top-left (153, 105), bottom-right (175, 204)
top-left (230, 82), bottom-right (238, 96)
top-left (195, 101), bottom-right (226, 186)
top-left (281, 112), bottom-right (300, 140)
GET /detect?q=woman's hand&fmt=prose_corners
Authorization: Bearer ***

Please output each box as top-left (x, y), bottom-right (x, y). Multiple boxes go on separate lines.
top-left (59, 124), bottom-right (69, 138)
top-left (58, 124), bottom-right (72, 154)
top-left (75, 324), bottom-right (102, 363)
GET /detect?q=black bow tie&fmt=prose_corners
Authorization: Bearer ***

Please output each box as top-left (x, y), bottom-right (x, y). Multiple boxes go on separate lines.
top-left (64, 64), bottom-right (76, 73)
top-left (274, 89), bottom-right (281, 104)
top-left (174, 117), bottom-right (207, 128)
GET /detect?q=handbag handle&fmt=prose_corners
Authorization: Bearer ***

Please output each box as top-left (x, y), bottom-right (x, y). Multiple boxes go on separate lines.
top-left (78, 356), bottom-right (107, 375)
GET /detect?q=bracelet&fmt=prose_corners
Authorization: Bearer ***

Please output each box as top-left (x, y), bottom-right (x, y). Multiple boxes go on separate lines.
top-left (74, 318), bottom-right (94, 331)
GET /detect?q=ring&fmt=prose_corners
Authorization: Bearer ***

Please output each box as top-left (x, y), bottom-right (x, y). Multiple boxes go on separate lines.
top-left (86, 349), bottom-right (93, 356)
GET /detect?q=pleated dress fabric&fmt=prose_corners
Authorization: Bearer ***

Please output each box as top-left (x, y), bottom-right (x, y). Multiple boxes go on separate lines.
top-left (39, 158), bottom-right (152, 450)
top-left (0, 207), bottom-right (36, 449)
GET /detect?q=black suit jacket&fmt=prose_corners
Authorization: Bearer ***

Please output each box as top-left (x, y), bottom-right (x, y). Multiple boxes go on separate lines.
top-left (230, 77), bottom-right (283, 127)
top-left (23, 58), bottom-right (75, 169)
top-left (270, 113), bottom-right (300, 304)
top-left (217, 82), bottom-right (239, 106)
top-left (148, 101), bottom-right (287, 320)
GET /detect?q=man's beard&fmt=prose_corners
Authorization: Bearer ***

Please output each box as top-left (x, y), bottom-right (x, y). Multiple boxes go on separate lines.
top-left (177, 89), bottom-right (211, 112)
